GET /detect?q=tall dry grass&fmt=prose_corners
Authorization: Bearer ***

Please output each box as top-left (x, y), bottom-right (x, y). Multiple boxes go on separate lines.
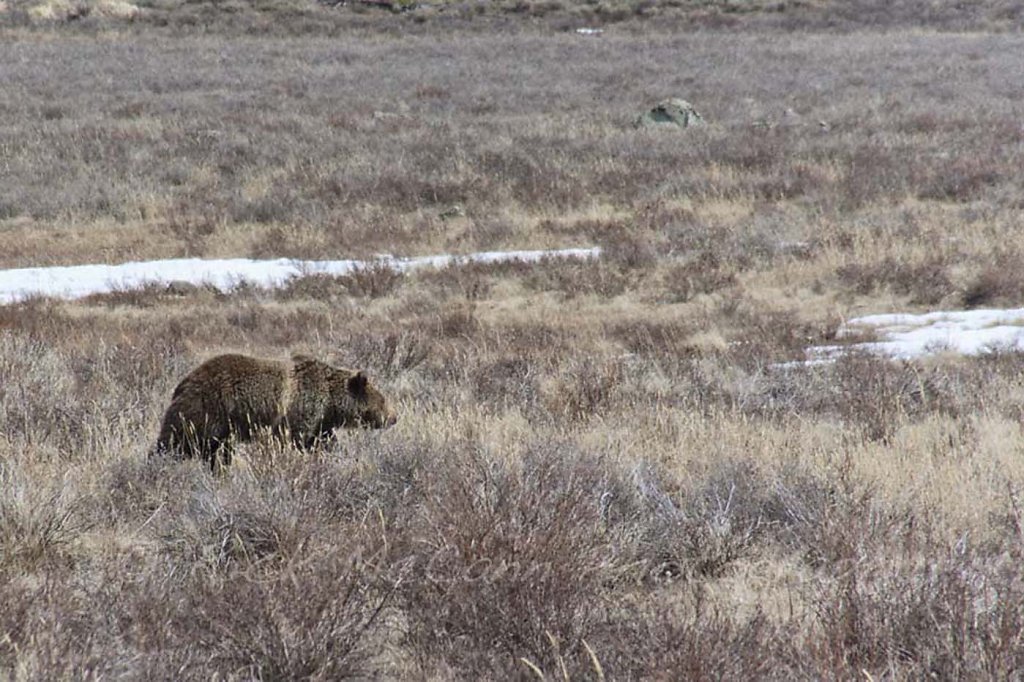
top-left (4, 258), bottom-right (1024, 677)
top-left (4, 5), bottom-right (1024, 678)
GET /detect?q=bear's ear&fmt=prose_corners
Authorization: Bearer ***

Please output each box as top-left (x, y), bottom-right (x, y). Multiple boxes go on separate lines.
top-left (348, 371), bottom-right (368, 396)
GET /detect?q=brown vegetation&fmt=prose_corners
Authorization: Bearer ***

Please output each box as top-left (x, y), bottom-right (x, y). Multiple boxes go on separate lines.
top-left (3, 4), bottom-right (1024, 678)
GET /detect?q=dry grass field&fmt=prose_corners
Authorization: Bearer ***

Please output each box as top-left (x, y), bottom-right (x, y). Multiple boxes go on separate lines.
top-left (4, 2), bottom-right (1024, 679)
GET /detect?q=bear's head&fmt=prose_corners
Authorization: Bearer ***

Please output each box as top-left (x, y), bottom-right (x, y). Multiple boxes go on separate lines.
top-left (339, 370), bottom-right (397, 429)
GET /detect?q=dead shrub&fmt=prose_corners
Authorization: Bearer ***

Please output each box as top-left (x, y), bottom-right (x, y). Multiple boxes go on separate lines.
top-left (413, 84), bottom-right (449, 100)
top-left (0, 477), bottom-right (90, 574)
top-left (662, 253), bottom-right (738, 303)
top-left (805, 513), bottom-right (1024, 678)
top-left (470, 356), bottom-right (538, 412)
top-left (0, 334), bottom-right (79, 448)
top-left (399, 443), bottom-right (613, 677)
top-left (962, 266), bottom-right (1024, 308)
top-left (0, 298), bottom-right (67, 338)
top-left (339, 262), bottom-right (406, 299)
top-left (524, 259), bottom-right (630, 299)
top-left (276, 273), bottom-right (351, 302)
top-left (590, 605), bottom-right (790, 681)
top-left (99, 454), bottom-right (212, 526)
top-left (717, 304), bottom-right (838, 366)
top-left (608, 318), bottom-right (702, 359)
top-left (601, 229), bottom-right (658, 270)
top-left (466, 214), bottom-right (518, 247)
top-left (80, 282), bottom-right (171, 309)
top-left (919, 156), bottom-right (1002, 202)
top-left (836, 256), bottom-right (954, 305)
top-left (158, 483), bottom-right (305, 568)
top-left (754, 354), bottom-right (958, 440)
top-left (163, 200), bottom-right (220, 257)
top-left (474, 148), bottom-right (586, 209)
top-left (831, 355), bottom-right (955, 441)
top-left (673, 468), bottom-right (768, 579)
top-left (191, 551), bottom-right (395, 680)
top-left (336, 329), bottom-right (431, 378)
top-left (839, 144), bottom-right (913, 210)
top-left (618, 461), bottom-right (837, 585)
top-left (961, 251), bottom-right (1024, 308)
top-left (544, 357), bottom-right (625, 422)
top-left (436, 302), bottom-right (481, 339)
top-left (413, 260), bottom-right (527, 301)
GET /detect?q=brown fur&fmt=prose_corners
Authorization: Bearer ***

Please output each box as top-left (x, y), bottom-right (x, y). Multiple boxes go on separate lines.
top-left (154, 354), bottom-right (396, 470)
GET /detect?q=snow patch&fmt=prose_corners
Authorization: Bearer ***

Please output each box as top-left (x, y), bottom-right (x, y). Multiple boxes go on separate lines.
top-left (0, 247), bottom-right (601, 305)
top-left (805, 307), bottom-right (1024, 362)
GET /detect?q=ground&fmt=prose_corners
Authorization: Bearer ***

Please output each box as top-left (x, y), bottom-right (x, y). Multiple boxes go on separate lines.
top-left (2, 3), bottom-right (1024, 679)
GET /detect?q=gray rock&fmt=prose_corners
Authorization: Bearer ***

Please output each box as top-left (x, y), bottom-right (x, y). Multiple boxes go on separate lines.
top-left (438, 204), bottom-right (465, 221)
top-left (634, 98), bottom-right (705, 129)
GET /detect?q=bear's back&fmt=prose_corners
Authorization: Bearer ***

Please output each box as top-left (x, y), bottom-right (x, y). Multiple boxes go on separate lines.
top-left (176, 354), bottom-right (290, 414)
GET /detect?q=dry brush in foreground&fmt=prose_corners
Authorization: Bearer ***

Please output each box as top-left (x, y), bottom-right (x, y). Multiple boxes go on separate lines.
top-left (2, 263), bottom-right (1024, 678)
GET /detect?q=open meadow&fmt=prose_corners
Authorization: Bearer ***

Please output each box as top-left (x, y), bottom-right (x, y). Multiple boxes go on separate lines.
top-left (3, 2), bottom-right (1024, 678)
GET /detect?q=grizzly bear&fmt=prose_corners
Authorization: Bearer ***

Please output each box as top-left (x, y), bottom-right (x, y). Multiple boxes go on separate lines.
top-left (154, 353), bottom-right (396, 470)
